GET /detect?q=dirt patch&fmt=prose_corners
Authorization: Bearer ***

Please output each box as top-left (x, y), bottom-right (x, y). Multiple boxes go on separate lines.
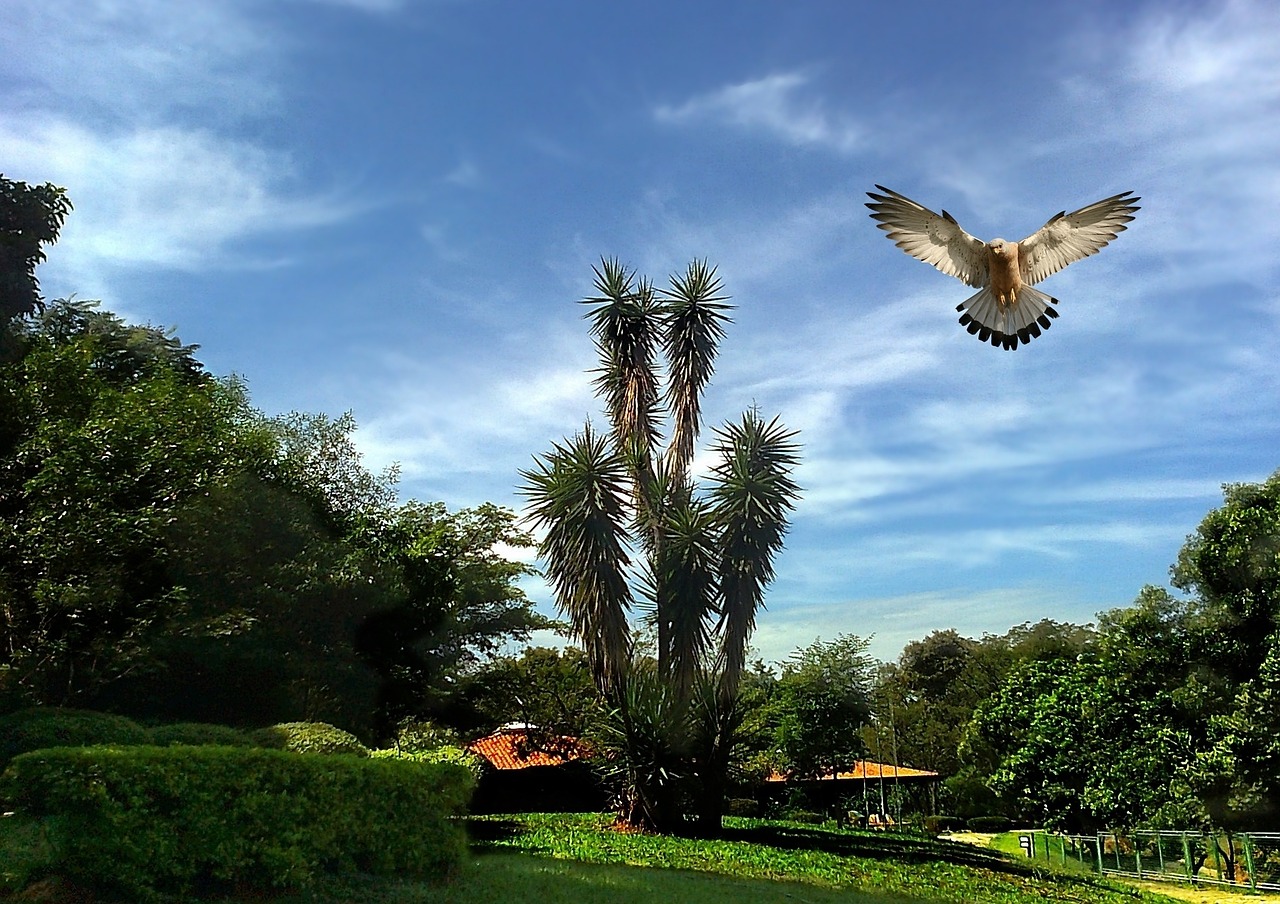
top-left (944, 831), bottom-right (998, 846)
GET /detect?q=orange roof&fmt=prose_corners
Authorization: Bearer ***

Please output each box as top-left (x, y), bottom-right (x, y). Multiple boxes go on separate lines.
top-left (765, 760), bottom-right (939, 782)
top-left (466, 728), bottom-right (591, 771)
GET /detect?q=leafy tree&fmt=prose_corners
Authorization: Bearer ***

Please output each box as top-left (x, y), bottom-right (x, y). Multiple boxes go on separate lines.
top-left (520, 259), bottom-right (800, 832)
top-left (773, 634), bottom-right (874, 780)
top-left (463, 646), bottom-right (600, 737)
top-left (351, 500), bottom-right (550, 736)
top-left (1173, 472), bottom-right (1280, 685)
top-left (1, 297), bottom-right (546, 734)
top-left (1, 176), bottom-right (71, 324)
top-left (1199, 632), bottom-right (1280, 827)
top-left (0, 300), bottom-right (274, 705)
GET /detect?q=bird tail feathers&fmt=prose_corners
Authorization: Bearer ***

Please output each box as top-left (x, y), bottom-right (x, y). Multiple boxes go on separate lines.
top-left (955, 286), bottom-right (1059, 351)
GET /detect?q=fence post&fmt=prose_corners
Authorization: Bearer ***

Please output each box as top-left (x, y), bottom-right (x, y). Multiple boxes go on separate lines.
top-left (1181, 832), bottom-right (1192, 881)
top-left (1156, 833), bottom-right (1165, 874)
top-left (1242, 834), bottom-right (1257, 893)
top-left (1135, 840), bottom-right (1143, 879)
top-left (1096, 834), bottom-right (1104, 875)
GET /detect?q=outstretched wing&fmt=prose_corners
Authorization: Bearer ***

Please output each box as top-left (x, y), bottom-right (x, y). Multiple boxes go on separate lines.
top-left (866, 185), bottom-right (988, 288)
top-left (1018, 191), bottom-right (1140, 285)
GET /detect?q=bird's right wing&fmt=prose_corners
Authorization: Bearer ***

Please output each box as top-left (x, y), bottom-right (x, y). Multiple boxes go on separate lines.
top-left (866, 185), bottom-right (987, 288)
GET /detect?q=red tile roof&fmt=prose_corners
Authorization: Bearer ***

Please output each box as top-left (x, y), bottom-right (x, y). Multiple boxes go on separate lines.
top-left (466, 728), bottom-right (591, 771)
top-left (766, 760), bottom-right (939, 782)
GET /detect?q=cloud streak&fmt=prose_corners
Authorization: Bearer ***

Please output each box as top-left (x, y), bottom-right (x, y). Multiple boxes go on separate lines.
top-left (654, 72), bottom-right (863, 153)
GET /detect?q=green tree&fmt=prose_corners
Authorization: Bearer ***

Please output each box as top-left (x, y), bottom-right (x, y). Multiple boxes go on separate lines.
top-left (773, 634), bottom-right (874, 780)
top-left (0, 301), bottom-right (278, 705)
top-left (1, 176), bottom-right (71, 325)
top-left (351, 500), bottom-right (550, 736)
top-left (1173, 472), bottom-right (1280, 685)
top-left (520, 259), bottom-right (800, 832)
top-left (464, 646), bottom-right (600, 737)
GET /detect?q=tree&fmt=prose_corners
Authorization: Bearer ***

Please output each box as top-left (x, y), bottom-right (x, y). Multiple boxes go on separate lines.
top-left (1, 297), bottom-right (546, 734)
top-left (0, 300), bottom-right (274, 706)
top-left (463, 646), bottom-right (600, 738)
top-left (773, 634), bottom-right (874, 780)
top-left (520, 259), bottom-right (800, 832)
top-left (1173, 472), bottom-right (1280, 685)
top-left (1, 176), bottom-right (71, 325)
top-left (351, 501), bottom-right (551, 736)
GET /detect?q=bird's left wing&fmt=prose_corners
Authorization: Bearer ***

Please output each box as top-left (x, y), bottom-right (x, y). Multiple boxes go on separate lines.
top-left (866, 185), bottom-right (987, 288)
top-left (1018, 191), bottom-right (1140, 285)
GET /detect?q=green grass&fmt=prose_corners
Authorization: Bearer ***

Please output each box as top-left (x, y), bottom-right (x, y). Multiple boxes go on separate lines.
top-left (1, 809), bottom-right (1185, 903)
top-left (463, 813), bottom-right (1182, 904)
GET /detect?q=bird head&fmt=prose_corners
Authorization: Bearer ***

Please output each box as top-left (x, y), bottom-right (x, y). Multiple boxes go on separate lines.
top-left (987, 239), bottom-right (1014, 260)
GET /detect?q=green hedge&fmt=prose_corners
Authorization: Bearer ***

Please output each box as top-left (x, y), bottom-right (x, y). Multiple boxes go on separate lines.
top-left (371, 744), bottom-right (487, 781)
top-left (924, 814), bottom-right (966, 834)
top-left (0, 707), bottom-right (151, 770)
top-left (149, 722), bottom-right (254, 747)
top-left (966, 815), bottom-right (1012, 832)
top-left (251, 721), bottom-right (370, 757)
top-left (1, 744), bottom-right (473, 898)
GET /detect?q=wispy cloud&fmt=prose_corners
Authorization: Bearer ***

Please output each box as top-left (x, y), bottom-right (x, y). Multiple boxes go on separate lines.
top-left (654, 72), bottom-right (863, 153)
top-left (1, 1), bottom-right (358, 298)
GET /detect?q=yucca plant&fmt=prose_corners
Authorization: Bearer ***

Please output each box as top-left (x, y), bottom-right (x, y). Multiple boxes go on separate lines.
top-left (521, 259), bottom-right (800, 833)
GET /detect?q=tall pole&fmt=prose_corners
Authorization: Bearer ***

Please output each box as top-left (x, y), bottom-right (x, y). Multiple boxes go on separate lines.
top-left (889, 702), bottom-right (901, 826)
top-left (874, 718), bottom-right (886, 817)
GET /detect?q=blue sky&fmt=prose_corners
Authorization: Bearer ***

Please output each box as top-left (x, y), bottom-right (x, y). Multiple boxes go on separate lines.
top-left (5, 0), bottom-right (1279, 664)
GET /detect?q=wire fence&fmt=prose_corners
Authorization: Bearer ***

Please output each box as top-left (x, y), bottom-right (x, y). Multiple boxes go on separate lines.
top-left (1017, 830), bottom-right (1280, 892)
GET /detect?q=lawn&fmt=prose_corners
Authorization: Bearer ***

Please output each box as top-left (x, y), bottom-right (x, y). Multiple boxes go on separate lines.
top-left (2, 810), bottom-right (1185, 903)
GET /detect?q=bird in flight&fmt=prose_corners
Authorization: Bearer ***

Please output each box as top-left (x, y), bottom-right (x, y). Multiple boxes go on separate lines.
top-left (866, 186), bottom-right (1139, 350)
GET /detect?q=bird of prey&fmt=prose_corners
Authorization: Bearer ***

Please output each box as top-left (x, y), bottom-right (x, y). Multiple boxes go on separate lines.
top-left (866, 186), bottom-right (1139, 350)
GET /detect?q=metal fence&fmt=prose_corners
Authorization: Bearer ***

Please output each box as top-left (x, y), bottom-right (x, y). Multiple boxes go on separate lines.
top-left (1018, 830), bottom-right (1280, 893)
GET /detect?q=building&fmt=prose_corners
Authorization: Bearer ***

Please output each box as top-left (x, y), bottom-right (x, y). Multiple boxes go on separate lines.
top-left (466, 724), bottom-right (605, 813)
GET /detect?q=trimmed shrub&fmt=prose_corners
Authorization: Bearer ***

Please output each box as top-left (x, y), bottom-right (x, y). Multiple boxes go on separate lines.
top-left (924, 814), bottom-right (966, 834)
top-left (0, 707), bottom-right (150, 770)
top-left (2, 745), bottom-right (473, 898)
top-left (726, 798), bottom-right (761, 818)
top-left (966, 815), bottom-right (1012, 832)
top-left (149, 722), bottom-right (253, 747)
top-left (251, 721), bottom-right (369, 757)
top-left (391, 719), bottom-right (460, 754)
top-left (372, 744), bottom-right (487, 781)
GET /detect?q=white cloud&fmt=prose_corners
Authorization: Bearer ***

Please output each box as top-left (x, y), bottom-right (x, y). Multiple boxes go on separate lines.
top-left (654, 72), bottom-right (863, 153)
top-left (0, 2), bottom-right (363, 297)
top-left (0, 1), bottom-right (278, 124)
top-left (1, 116), bottom-right (353, 293)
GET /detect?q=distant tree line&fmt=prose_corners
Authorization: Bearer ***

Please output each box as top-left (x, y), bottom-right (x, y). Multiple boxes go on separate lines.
top-left (868, 475), bottom-right (1280, 832)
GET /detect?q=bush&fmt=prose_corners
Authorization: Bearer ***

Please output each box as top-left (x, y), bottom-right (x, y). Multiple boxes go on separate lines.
top-left (372, 745), bottom-right (487, 781)
top-left (149, 722), bottom-right (253, 747)
top-left (2, 745), bottom-right (474, 898)
top-left (391, 718), bottom-right (460, 754)
top-left (967, 815), bottom-right (1012, 832)
top-left (726, 798), bottom-right (761, 818)
top-left (0, 707), bottom-right (150, 770)
top-left (251, 721), bottom-right (369, 757)
top-left (924, 814), bottom-right (966, 834)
